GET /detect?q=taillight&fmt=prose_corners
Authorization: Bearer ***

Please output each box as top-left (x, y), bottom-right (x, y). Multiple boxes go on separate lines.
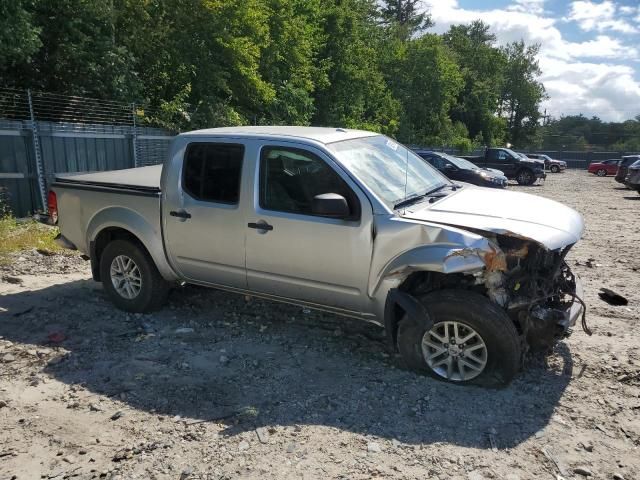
top-left (48, 190), bottom-right (58, 224)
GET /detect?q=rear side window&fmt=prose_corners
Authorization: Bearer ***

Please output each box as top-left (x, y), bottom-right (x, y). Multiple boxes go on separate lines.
top-left (183, 143), bottom-right (244, 204)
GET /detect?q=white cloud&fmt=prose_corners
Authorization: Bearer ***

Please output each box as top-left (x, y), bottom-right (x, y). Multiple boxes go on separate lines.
top-left (565, 1), bottom-right (638, 34)
top-left (424, 0), bottom-right (640, 121)
top-left (507, 0), bottom-right (546, 15)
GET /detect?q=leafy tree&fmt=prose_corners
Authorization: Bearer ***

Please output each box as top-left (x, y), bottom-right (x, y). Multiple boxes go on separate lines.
top-left (256, 0), bottom-right (326, 125)
top-left (498, 40), bottom-right (546, 147)
top-left (443, 21), bottom-right (506, 146)
top-left (0, 0), bottom-right (41, 82)
top-left (390, 34), bottom-right (463, 145)
top-left (379, 0), bottom-right (432, 39)
top-left (312, 0), bottom-right (401, 134)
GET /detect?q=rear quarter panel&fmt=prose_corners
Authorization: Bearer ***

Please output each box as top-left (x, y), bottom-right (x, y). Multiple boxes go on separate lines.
top-left (54, 185), bottom-right (178, 281)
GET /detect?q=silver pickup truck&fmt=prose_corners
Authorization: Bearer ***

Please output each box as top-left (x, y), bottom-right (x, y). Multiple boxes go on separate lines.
top-left (48, 126), bottom-right (586, 386)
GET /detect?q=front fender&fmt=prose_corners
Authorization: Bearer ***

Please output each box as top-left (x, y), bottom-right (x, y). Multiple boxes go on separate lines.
top-left (86, 206), bottom-right (178, 281)
top-left (370, 237), bottom-right (495, 298)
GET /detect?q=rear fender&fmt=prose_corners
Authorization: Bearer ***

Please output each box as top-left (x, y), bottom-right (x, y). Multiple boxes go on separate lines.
top-left (86, 206), bottom-right (178, 281)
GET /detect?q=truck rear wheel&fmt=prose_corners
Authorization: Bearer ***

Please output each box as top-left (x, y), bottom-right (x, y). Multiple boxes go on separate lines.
top-left (99, 239), bottom-right (169, 313)
top-left (396, 290), bottom-right (521, 387)
top-left (516, 169), bottom-right (535, 185)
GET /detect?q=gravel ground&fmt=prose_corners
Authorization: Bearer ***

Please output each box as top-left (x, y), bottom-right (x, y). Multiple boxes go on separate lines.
top-left (1, 170), bottom-right (639, 480)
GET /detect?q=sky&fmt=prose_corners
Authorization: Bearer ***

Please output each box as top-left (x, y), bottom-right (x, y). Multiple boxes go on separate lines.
top-left (423, 0), bottom-right (640, 122)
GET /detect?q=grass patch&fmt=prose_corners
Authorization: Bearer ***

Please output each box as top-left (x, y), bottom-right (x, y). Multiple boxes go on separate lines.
top-left (0, 216), bottom-right (61, 264)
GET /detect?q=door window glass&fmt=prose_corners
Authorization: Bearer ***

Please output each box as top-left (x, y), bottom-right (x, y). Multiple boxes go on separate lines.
top-left (259, 146), bottom-right (359, 219)
top-left (183, 143), bottom-right (244, 204)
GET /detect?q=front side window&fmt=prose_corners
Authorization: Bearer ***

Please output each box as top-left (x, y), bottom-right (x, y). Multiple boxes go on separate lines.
top-left (183, 143), bottom-right (244, 203)
top-left (260, 146), bottom-right (358, 218)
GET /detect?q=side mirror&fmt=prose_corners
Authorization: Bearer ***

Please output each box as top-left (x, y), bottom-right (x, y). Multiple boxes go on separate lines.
top-left (444, 164), bottom-right (455, 171)
top-left (312, 193), bottom-right (350, 218)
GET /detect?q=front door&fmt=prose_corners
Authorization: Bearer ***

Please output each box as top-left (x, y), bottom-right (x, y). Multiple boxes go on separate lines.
top-left (163, 141), bottom-right (248, 288)
top-left (487, 149), bottom-right (516, 176)
top-left (245, 143), bottom-right (373, 313)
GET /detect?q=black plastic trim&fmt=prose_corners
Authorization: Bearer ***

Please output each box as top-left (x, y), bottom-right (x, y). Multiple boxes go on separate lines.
top-left (384, 288), bottom-right (432, 348)
top-left (52, 181), bottom-right (161, 198)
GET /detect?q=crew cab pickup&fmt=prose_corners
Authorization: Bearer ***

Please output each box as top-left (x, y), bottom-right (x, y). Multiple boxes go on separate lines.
top-left (49, 127), bottom-right (586, 386)
top-left (461, 147), bottom-right (546, 185)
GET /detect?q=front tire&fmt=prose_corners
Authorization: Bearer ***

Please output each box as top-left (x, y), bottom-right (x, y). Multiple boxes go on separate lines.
top-left (397, 290), bottom-right (521, 387)
top-left (596, 169), bottom-right (607, 177)
top-left (550, 165), bottom-right (560, 173)
top-left (516, 169), bottom-right (535, 185)
top-left (99, 239), bottom-right (169, 313)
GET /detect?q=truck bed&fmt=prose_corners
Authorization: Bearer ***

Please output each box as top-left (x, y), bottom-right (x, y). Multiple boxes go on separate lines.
top-left (55, 164), bottom-right (162, 192)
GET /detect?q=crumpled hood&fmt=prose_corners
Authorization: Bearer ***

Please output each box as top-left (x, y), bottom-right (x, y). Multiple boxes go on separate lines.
top-left (401, 187), bottom-right (584, 250)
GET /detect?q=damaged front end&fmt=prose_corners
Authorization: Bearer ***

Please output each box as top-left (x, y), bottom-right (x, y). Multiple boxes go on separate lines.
top-left (480, 235), bottom-right (589, 352)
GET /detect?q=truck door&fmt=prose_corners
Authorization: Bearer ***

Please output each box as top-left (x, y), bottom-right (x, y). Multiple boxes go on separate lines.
top-left (487, 149), bottom-right (515, 176)
top-left (163, 141), bottom-right (248, 288)
top-left (244, 142), bottom-right (373, 313)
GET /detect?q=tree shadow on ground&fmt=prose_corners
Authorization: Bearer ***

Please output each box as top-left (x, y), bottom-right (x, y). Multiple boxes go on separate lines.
top-left (0, 278), bottom-right (573, 449)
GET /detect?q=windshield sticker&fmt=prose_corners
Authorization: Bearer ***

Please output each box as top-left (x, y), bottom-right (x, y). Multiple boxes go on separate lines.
top-left (386, 139), bottom-right (398, 151)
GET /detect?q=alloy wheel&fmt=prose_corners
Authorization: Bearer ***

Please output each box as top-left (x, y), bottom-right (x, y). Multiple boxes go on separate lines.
top-left (421, 321), bottom-right (488, 382)
top-left (110, 255), bottom-right (142, 299)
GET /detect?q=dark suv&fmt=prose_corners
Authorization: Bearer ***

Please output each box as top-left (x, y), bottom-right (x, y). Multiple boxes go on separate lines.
top-left (414, 150), bottom-right (508, 188)
top-left (616, 155), bottom-right (640, 184)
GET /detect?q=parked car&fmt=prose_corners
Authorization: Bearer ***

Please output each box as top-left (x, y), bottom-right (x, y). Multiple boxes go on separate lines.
top-left (624, 159), bottom-right (640, 194)
top-left (615, 155), bottom-right (640, 184)
top-left (587, 159), bottom-right (619, 177)
top-left (525, 153), bottom-right (567, 173)
top-left (46, 126), bottom-right (586, 386)
top-left (461, 147), bottom-right (546, 185)
top-left (413, 150), bottom-right (507, 188)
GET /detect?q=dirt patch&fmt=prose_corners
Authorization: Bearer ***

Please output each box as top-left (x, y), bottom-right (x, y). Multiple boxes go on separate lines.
top-left (1, 170), bottom-right (639, 480)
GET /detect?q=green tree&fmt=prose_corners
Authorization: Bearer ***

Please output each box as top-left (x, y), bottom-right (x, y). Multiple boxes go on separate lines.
top-left (498, 40), bottom-right (546, 147)
top-left (256, 0), bottom-right (326, 125)
top-left (379, 0), bottom-right (432, 39)
top-left (390, 34), bottom-right (463, 145)
top-left (313, 0), bottom-right (400, 134)
top-left (443, 21), bottom-right (506, 146)
top-left (0, 0), bottom-right (41, 82)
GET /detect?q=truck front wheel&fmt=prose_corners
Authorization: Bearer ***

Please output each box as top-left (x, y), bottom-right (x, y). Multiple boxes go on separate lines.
top-left (99, 239), bottom-right (169, 313)
top-left (516, 169), bottom-right (535, 185)
top-left (396, 290), bottom-right (521, 387)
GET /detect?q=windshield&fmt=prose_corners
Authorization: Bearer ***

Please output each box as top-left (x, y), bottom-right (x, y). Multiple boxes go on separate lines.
top-left (328, 136), bottom-right (449, 208)
top-left (437, 152), bottom-right (479, 170)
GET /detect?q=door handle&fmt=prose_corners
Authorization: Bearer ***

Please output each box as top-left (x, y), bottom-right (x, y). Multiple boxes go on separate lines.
top-left (170, 210), bottom-right (191, 219)
top-left (248, 221), bottom-right (273, 231)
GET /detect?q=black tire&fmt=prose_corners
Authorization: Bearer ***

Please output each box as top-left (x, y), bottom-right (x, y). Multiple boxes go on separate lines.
top-left (550, 165), bottom-right (560, 173)
top-left (596, 169), bottom-right (607, 177)
top-left (99, 239), bottom-right (169, 313)
top-left (397, 290), bottom-right (521, 387)
top-left (516, 169), bottom-right (535, 185)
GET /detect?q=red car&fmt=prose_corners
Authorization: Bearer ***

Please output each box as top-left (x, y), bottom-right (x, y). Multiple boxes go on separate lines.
top-left (588, 159), bottom-right (619, 177)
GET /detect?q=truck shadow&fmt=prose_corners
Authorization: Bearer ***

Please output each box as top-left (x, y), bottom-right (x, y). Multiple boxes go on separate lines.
top-left (0, 278), bottom-right (572, 449)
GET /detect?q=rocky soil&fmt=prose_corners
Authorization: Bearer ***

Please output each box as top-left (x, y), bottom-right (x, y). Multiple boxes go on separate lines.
top-left (1, 170), bottom-right (639, 480)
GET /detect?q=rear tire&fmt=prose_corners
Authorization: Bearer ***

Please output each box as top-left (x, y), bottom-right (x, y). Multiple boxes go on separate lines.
top-left (596, 169), bottom-right (607, 177)
top-left (516, 169), bottom-right (535, 185)
top-left (99, 239), bottom-right (169, 313)
top-left (396, 290), bottom-right (521, 387)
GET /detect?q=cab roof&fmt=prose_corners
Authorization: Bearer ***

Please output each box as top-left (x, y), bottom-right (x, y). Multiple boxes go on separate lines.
top-left (180, 126), bottom-right (379, 144)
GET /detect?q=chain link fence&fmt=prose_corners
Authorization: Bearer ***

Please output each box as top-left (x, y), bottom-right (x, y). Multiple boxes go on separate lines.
top-left (0, 88), bottom-right (174, 216)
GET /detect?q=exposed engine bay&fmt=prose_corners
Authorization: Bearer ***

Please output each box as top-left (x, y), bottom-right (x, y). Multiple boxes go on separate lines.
top-left (482, 234), bottom-right (589, 352)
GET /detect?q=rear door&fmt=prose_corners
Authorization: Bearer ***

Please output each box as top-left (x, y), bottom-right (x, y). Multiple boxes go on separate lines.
top-left (245, 142), bottom-right (373, 313)
top-left (163, 141), bottom-right (248, 288)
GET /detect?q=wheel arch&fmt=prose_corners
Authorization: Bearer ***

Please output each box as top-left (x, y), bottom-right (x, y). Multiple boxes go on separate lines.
top-left (86, 207), bottom-right (178, 282)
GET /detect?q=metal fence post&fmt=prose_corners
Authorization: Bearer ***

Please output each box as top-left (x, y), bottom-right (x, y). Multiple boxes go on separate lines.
top-left (27, 89), bottom-right (48, 212)
top-left (132, 103), bottom-right (139, 168)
